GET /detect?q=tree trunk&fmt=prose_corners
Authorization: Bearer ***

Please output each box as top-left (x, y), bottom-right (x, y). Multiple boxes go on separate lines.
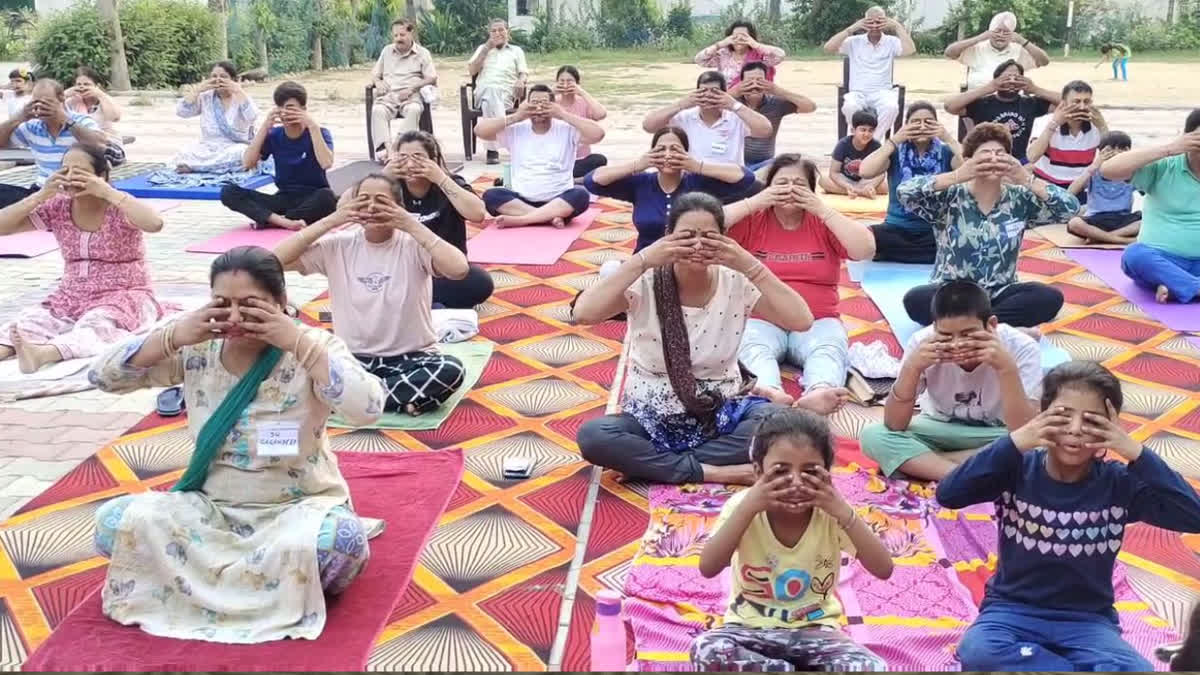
top-left (95, 0), bottom-right (132, 91)
top-left (1167, 0), bottom-right (1177, 23)
top-left (257, 33), bottom-right (270, 71)
top-left (768, 0), bottom-right (781, 21)
top-left (311, 32), bottom-right (323, 70)
top-left (406, 0), bottom-right (416, 21)
top-left (209, 0), bottom-right (229, 59)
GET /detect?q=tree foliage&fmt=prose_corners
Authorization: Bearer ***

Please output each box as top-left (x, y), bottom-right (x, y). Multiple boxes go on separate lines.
top-left (31, 0), bottom-right (218, 88)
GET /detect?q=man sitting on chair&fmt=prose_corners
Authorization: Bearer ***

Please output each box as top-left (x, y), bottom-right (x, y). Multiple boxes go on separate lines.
top-left (475, 84), bottom-right (602, 229)
top-left (944, 11), bottom-right (1050, 90)
top-left (468, 18), bottom-right (528, 165)
top-left (369, 18), bottom-right (436, 163)
top-left (824, 6), bottom-right (915, 143)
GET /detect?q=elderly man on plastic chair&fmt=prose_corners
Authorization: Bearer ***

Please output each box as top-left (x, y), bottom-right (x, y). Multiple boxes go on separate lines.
top-left (824, 6), bottom-right (915, 143)
top-left (369, 18), bottom-right (437, 163)
top-left (944, 11), bottom-right (1051, 90)
top-left (468, 18), bottom-right (529, 165)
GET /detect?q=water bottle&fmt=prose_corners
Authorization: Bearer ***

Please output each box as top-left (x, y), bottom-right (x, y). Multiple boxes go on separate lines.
top-left (590, 589), bottom-right (628, 671)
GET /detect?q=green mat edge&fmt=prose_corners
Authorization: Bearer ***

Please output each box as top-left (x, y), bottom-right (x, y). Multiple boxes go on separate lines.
top-left (328, 340), bottom-right (496, 431)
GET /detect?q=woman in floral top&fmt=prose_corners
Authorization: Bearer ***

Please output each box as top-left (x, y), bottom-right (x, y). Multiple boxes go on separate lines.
top-left (573, 192), bottom-right (810, 485)
top-left (89, 246), bottom-right (385, 643)
top-left (694, 20), bottom-right (785, 89)
top-left (897, 122), bottom-right (1080, 327)
top-left (0, 144), bottom-right (165, 373)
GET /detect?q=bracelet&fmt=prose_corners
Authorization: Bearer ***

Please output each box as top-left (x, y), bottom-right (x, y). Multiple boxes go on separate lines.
top-left (746, 262), bottom-right (768, 283)
top-left (838, 510), bottom-right (858, 531)
top-left (635, 251), bottom-right (648, 269)
top-left (292, 331), bottom-right (303, 356)
top-left (889, 386), bottom-right (916, 403)
top-left (161, 322), bottom-right (178, 357)
top-left (731, 101), bottom-right (744, 113)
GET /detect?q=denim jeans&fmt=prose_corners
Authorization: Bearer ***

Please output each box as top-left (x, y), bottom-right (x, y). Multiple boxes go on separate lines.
top-left (1121, 242), bottom-right (1200, 303)
top-left (738, 317), bottom-right (848, 390)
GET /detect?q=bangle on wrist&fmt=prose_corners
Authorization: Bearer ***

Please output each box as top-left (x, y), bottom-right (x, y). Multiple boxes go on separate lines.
top-left (889, 387), bottom-right (916, 403)
top-left (837, 510), bottom-right (857, 530)
top-left (731, 101), bottom-right (744, 112)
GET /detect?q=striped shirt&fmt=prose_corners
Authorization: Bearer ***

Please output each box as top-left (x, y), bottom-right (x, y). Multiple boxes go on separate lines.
top-left (1032, 125), bottom-right (1100, 188)
top-left (11, 113), bottom-right (100, 186)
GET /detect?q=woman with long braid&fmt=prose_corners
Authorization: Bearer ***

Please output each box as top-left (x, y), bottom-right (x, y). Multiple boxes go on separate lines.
top-left (573, 192), bottom-right (813, 485)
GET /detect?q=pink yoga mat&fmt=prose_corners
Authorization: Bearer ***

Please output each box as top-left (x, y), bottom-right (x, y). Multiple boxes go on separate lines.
top-left (467, 208), bottom-right (599, 265)
top-left (1065, 248), bottom-right (1200, 332)
top-left (186, 225), bottom-right (294, 254)
top-left (22, 449), bottom-right (464, 672)
top-left (0, 230), bottom-right (58, 258)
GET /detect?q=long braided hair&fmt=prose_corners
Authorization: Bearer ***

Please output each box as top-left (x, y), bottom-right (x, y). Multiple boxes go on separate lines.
top-left (653, 192), bottom-right (754, 433)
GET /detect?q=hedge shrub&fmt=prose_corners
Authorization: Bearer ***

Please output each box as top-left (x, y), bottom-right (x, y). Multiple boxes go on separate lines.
top-left (31, 0), bottom-right (218, 88)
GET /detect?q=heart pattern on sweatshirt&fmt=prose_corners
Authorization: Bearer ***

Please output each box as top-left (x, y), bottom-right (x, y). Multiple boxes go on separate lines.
top-left (999, 493), bottom-right (1127, 558)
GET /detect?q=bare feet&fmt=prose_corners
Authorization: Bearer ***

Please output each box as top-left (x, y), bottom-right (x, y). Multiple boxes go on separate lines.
top-left (1018, 327), bottom-right (1042, 340)
top-left (794, 386), bottom-right (850, 415)
top-left (175, 164), bottom-right (192, 174)
top-left (550, 217), bottom-right (566, 229)
top-left (0, 345), bottom-right (13, 361)
top-left (267, 216), bottom-right (306, 231)
top-left (1156, 284), bottom-right (1171, 303)
top-left (493, 215), bottom-right (510, 229)
top-left (702, 462), bottom-right (757, 486)
top-left (11, 329), bottom-right (62, 374)
top-left (752, 384), bottom-right (794, 406)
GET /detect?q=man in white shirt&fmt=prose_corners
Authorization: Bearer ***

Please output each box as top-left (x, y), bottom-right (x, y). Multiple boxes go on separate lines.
top-left (860, 279), bottom-right (1042, 481)
top-left (474, 84), bottom-right (604, 228)
top-left (824, 6), bottom-right (916, 142)
top-left (944, 11), bottom-right (1051, 90)
top-left (640, 70), bottom-right (772, 166)
top-left (468, 19), bottom-right (529, 164)
top-left (369, 18), bottom-right (437, 161)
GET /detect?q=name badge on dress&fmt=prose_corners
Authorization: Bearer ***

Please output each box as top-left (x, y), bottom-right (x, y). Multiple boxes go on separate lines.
top-left (710, 140), bottom-right (728, 156)
top-left (257, 422), bottom-right (301, 457)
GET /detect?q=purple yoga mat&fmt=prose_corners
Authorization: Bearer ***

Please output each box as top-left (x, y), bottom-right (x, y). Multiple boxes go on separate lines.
top-left (1066, 248), bottom-right (1200, 332)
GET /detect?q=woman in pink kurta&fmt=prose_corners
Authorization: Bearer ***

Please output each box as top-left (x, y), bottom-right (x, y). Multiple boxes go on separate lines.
top-left (694, 20), bottom-right (785, 88)
top-left (0, 144), bottom-right (165, 373)
top-left (555, 65), bottom-right (609, 180)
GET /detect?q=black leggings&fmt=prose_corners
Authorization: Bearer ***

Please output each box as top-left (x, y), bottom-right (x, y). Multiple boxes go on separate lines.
top-left (432, 264), bottom-right (494, 309)
top-left (220, 184), bottom-right (338, 228)
top-left (573, 153), bottom-right (608, 179)
top-left (904, 282), bottom-right (1064, 328)
top-left (871, 223), bottom-right (936, 264)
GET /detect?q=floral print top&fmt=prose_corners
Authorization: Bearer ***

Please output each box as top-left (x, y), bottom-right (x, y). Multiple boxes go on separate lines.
top-left (32, 193), bottom-right (161, 330)
top-left (87, 327), bottom-right (385, 643)
top-left (621, 266), bottom-right (761, 452)
top-left (897, 175), bottom-right (1079, 292)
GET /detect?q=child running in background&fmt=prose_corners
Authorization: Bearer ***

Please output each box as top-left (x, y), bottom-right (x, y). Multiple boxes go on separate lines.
top-left (1097, 43), bottom-right (1131, 82)
top-left (1067, 130), bottom-right (1141, 245)
top-left (691, 408), bottom-right (894, 671)
top-left (938, 361), bottom-right (1200, 671)
top-left (819, 110), bottom-right (885, 198)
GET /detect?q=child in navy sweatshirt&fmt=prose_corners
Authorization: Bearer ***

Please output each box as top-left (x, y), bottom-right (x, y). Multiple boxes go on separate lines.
top-left (937, 360), bottom-right (1200, 671)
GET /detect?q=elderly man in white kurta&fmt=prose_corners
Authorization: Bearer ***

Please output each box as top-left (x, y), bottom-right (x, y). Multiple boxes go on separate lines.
top-left (467, 18), bottom-right (528, 165)
top-left (823, 6), bottom-right (916, 142)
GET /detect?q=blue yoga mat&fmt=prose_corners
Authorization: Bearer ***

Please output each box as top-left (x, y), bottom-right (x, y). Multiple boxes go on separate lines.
top-left (113, 172), bottom-right (274, 200)
top-left (855, 261), bottom-right (1071, 370)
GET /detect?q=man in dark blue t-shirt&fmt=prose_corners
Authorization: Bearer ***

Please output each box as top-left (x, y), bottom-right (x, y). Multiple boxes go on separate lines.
top-left (220, 80), bottom-right (337, 229)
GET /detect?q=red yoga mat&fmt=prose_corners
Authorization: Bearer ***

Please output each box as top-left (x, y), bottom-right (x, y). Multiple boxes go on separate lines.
top-left (22, 449), bottom-right (464, 672)
top-left (467, 207), bottom-right (599, 265)
top-left (185, 225), bottom-right (295, 254)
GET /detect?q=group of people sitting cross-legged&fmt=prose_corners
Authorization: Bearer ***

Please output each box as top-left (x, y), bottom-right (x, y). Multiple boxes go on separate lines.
top-left (5, 8), bottom-right (1200, 672)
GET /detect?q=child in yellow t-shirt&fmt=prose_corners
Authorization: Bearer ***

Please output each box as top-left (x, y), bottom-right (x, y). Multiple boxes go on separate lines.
top-left (690, 408), bottom-right (894, 671)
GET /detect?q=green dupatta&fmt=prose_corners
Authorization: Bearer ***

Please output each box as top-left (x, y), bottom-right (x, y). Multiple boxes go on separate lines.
top-left (173, 346), bottom-right (284, 492)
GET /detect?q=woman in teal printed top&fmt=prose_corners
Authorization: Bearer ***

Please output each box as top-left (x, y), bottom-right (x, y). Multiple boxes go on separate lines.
top-left (897, 122), bottom-right (1079, 328)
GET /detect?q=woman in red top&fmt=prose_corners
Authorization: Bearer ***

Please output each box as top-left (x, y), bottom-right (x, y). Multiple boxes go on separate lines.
top-left (725, 154), bottom-right (876, 414)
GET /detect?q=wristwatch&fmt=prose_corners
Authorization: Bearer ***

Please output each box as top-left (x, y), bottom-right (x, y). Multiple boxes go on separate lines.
top-left (63, 119), bottom-right (75, 131)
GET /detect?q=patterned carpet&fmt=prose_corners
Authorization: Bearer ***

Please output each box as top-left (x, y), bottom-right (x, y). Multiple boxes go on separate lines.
top-left (1, 184), bottom-right (1199, 670)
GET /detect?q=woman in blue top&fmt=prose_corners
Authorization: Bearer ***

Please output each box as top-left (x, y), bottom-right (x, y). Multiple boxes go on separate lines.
top-left (857, 101), bottom-right (962, 264)
top-left (938, 361), bottom-right (1200, 671)
top-left (584, 126), bottom-right (755, 277)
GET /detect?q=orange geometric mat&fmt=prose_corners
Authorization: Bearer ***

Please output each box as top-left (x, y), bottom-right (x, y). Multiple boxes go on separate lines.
top-left (2, 188), bottom-right (1200, 670)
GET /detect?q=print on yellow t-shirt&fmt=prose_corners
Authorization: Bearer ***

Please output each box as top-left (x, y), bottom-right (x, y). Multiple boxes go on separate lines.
top-left (716, 490), bottom-right (856, 630)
